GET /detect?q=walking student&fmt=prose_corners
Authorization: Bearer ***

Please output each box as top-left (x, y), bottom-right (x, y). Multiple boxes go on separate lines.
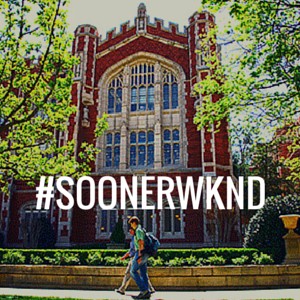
top-left (115, 227), bottom-right (155, 295)
top-left (128, 216), bottom-right (151, 299)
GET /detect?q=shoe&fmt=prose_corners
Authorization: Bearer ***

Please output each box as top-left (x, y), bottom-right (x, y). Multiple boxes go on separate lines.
top-left (132, 290), bottom-right (151, 299)
top-left (115, 289), bottom-right (125, 295)
top-left (150, 290), bottom-right (155, 294)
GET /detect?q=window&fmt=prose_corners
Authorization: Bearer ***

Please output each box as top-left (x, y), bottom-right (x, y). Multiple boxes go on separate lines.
top-left (162, 70), bottom-right (178, 109)
top-left (19, 202), bottom-right (49, 244)
top-left (130, 64), bottom-right (155, 112)
top-left (108, 76), bottom-right (123, 114)
top-left (161, 199), bottom-right (184, 238)
top-left (163, 129), bottom-right (180, 165)
top-left (130, 131), bottom-right (154, 167)
top-left (125, 199), bottom-right (155, 234)
top-left (105, 133), bottom-right (120, 168)
top-left (96, 205), bottom-right (118, 238)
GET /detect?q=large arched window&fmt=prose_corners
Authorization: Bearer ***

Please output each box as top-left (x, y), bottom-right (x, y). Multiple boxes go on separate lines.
top-left (108, 76), bottom-right (122, 114)
top-left (105, 133), bottom-right (120, 168)
top-left (163, 129), bottom-right (180, 165)
top-left (162, 70), bottom-right (178, 109)
top-left (130, 131), bottom-right (154, 167)
top-left (130, 64), bottom-right (154, 112)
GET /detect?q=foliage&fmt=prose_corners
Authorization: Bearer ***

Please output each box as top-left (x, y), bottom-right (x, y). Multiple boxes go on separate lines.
top-left (251, 252), bottom-right (274, 265)
top-left (110, 215), bottom-right (125, 244)
top-left (44, 251), bottom-right (80, 266)
top-left (85, 251), bottom-right (103, 266)
top-left (148, 256), bottom-right (164, 267)
top-left (231, 255), bottom-right (249, 265)
top-left (1, 250), bottom-right (26, 264)
top-left (244, 194), bottom-right (300, 263)
top-left (29, 254), bottom-right (44, 265)
top-left (103, 255), bottom-right (127, 266)
top-left (0, 248), bottom-right (272, 266)
top-left (205, 254), bottom-right (226, 265)
top-left (0, 0), bottom-right (108, 190)
top-left (194, 0), bottom-right (300, 184)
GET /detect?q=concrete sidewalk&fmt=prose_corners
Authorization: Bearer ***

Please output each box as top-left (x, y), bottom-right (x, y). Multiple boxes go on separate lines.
top-left (0, 287), bottom-right (299, 300)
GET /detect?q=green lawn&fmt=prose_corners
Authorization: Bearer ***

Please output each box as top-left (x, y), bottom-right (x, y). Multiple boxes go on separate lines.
top-left (0, 296), bottom-right (294, 300)
top-left (0, 297), bottom-right (97, 300)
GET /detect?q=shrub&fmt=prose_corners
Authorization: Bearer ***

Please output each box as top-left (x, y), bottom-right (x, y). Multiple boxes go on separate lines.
top-left (244, 194), bottom-right (300, 263)
top-left (205, 255), bottom-right (226, 266)
top-left (1, 250), bottom-right (26, 264)
top-left (148, 256), bottom-right (164, 267)
top-left (167, 257), bottom-right (185, 267)
top-left (85, 251), bottom-right (103, 266)
top-left (30, 254), bottom-right (44, 265)
top-left (251, 252), bottom-right (274, 265)
top-left (45, 252), bottom-right (80, 266)
top-left (232, 255), bottom-right (249, 265)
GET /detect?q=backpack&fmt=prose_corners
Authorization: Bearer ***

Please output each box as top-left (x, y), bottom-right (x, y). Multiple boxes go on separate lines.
top-left (142, 229), bottom-right (160, 257)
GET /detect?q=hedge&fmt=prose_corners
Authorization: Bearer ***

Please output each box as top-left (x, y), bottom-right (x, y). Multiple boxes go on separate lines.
top-left (0, 248), bottom-right (274, 266)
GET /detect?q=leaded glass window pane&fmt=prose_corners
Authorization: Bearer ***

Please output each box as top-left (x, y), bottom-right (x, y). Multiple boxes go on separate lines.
top-left (108, 89), bottom-right (114, 114)
top-left (130, 132), bottom-right (136, 144)
top-left (106, 147), bottom-right (112, 167)
top-left (173, 143), bottom-right (180, 164)
top-left (164, 144), bottom-right (171, 165)
top-left (116, 88), bottom-right (122, 113)
top-left (131, 87), bottom-right (137, 112)
top-left (147, 144), bottom-right (154, 165)
top-left (138, 145), bottom-right (146, 166)
top-left (139, 86), bottom-right (146, 111)
top-left (164, 130), bottom-right (170, 141)
top-left (148, 85), bottom-right (154, 111)
top-left (173, 129), bottom-right (179, 141)
top-left (163, 84), bottom-right (169, 109)
top-left (130, 146), bottom-right (136, 166)
top-left (114, 146), bottom-right (120, 167)
top-left (115, 133), bottom-right (120, 145)
top-left (138, 131), bottom-right (146, 143)
top-left (171, 83), bottom-right (178, 109)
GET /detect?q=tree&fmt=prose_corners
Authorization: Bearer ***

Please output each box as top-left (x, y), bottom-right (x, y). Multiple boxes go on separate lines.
top-left (244, 194), bottom-right (300, 263)
top-left (0, 0), bottom-right (107, 190)
top-left (193, 0), bottom-right (300, 184)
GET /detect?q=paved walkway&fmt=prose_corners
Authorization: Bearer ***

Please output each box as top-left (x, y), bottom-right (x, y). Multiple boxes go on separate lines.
top-left (0, 287), bottom-right (299, 300)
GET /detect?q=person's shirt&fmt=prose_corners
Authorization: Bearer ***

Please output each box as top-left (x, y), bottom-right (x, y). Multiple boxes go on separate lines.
top-left (134, 224), bottom-right (145, 251)
top-left (129, 235), bottom-right (135, 257)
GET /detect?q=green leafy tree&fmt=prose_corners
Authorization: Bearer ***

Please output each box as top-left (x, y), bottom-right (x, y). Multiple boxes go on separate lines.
top-left (244, 194), bottom-right (300, 263)
top-left (193, 0), bottom-right (300, 184)
top-left (0, 0), bottom-right (107, 190)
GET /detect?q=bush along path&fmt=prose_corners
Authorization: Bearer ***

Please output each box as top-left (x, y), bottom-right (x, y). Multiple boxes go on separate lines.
top-left (0, 248), bottom-right (274, 266)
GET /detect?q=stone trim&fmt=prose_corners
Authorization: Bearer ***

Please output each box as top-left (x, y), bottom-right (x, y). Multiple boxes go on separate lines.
top-left (1, 265), bottom-right (299, 290)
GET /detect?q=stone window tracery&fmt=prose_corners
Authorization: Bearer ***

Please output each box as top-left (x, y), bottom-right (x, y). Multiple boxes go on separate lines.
top-left (130, 64), bottom-right (154, 112)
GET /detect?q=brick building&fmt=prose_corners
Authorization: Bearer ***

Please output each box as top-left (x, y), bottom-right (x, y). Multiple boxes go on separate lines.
top-left (1, 4), bottom-right (240, 248)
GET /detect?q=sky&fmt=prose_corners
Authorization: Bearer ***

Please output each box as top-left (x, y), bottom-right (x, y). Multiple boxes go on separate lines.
top-left (67, 0), bottom-right (229, 36)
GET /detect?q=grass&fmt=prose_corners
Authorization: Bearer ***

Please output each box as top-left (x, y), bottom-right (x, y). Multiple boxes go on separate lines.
top-left (0, 296), bottom-right (96, 300)
top-left (0, 296), bottom-right (294, 300)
